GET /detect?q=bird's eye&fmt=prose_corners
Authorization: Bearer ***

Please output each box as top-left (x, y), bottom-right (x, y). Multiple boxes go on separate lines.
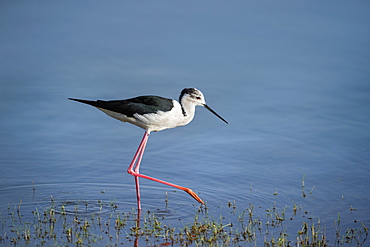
top-left (196, 97), bottom-right (201, 100)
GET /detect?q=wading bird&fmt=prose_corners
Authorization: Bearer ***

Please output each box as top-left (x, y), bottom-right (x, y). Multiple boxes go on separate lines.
top-left (69, 88), bottom-right (228, 210)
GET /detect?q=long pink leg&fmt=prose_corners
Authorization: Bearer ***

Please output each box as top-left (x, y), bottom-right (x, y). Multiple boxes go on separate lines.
top-left (127, 131), bottom-right (204, 211)
top-left (127, 132), bottom-right (150, 211)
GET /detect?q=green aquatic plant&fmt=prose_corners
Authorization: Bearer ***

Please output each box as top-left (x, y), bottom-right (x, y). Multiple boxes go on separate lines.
top-left (0, 192), bottom-right (368, 246)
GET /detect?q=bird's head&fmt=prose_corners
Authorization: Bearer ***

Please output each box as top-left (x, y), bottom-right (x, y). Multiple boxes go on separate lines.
top-left (179, 88), bottom-right (206, 106)
top-left (180, 88), bottom-right (228, 124)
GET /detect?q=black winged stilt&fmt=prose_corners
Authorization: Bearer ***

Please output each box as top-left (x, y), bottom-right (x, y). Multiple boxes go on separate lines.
top-left (69, 88), bottom-right (228, 210)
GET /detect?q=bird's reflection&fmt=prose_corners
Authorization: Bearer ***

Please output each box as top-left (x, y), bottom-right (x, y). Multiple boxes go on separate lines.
top-left (133, 210), bottom-right (140, 247)
top-left (131, 209), bottom-right (173, 247)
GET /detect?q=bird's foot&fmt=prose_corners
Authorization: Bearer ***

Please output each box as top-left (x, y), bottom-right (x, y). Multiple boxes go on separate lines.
top-left (184, 188), bottom-right (204, 204)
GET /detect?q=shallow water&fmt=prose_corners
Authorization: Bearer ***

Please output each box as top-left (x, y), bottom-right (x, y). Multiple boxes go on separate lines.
top-left (1, 1), bottom-right (369, 245)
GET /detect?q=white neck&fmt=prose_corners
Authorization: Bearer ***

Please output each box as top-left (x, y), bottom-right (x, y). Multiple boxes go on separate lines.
top-left (171, 99), bottom-right (196, 128)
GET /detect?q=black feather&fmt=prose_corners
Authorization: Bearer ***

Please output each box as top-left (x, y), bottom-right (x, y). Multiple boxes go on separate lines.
top-left (69, 96), bottom-right (174, 118)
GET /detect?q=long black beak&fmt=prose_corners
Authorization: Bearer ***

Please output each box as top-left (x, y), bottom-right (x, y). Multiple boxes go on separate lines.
top-left (204, 104), bottom-right (228, 124)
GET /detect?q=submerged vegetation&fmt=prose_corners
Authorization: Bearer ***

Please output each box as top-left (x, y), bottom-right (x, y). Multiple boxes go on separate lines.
top-left (0, 195), bottom-right (368, 246)
top-left (0, 178), bottom-right (368, 246)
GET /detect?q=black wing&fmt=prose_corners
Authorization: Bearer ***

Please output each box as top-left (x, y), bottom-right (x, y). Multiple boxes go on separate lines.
top-left (69, 96), bottom-right (174, 118)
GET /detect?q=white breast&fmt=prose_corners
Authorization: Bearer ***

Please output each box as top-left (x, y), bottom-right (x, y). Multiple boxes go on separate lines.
top-left (133, 100), bottom-right (195, 132)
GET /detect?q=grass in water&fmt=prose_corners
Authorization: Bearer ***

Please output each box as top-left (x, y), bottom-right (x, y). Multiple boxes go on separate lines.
top-left (0, 193), bottom-right (368, 246)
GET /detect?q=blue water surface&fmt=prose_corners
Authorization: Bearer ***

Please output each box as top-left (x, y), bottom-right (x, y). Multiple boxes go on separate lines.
top-left (1, 1), bottom-right (369, 245)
